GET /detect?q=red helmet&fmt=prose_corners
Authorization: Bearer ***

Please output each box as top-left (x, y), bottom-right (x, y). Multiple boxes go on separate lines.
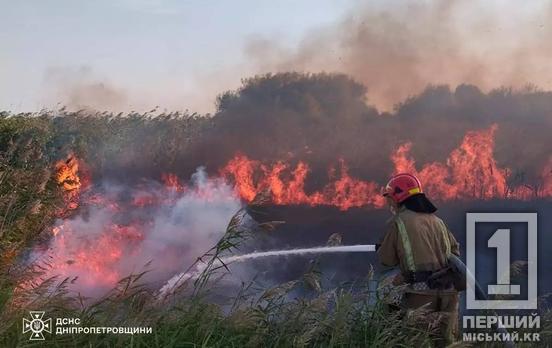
top-left (382, 173), bottom-right (423, 203)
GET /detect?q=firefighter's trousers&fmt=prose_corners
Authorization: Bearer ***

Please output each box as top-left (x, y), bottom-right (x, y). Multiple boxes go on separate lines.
top-left (402, 291), bottom-right (459, 347)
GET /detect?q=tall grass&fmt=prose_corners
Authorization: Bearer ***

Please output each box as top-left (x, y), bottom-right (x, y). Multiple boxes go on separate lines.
top-left (0, 202), bottom-right (436, 347)
top-left (1, 112), bottom-right (551, 347)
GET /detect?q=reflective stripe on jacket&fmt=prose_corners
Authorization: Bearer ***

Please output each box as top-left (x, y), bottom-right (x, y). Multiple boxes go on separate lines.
top-left (377, 207), bottom-right (460, 275)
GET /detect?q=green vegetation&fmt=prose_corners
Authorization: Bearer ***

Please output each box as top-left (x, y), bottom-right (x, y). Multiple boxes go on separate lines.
top-left (1, 90), bottom-right (551, 346)
top-left (0, 112), bottom-right (433, 347)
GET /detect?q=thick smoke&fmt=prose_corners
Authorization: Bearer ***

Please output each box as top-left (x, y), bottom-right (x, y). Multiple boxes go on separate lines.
top-left (43, 69), bottom-right (551, 201)
top-left (33, 1), bottom-right (552, 114)
top-left (194, 74), bottom-right (552, 187)
top-left (8, 0), bottom-right (552, 307)
top-left (37, 168), bottom-right (241, 297)
top-left (246, 1), bottom-right (552, 111)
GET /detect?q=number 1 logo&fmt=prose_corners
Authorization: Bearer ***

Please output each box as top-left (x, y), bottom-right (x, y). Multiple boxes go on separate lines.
top-left (487, 228), bottom-right (521, 295)
top-left (466, 213), bottom-right (537, 310)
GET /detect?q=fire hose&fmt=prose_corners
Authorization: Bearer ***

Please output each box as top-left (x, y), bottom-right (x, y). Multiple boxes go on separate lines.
top-left (448, 255), bottom-right (516, 348)
top-left (161, 245), bottom-right (515, 346)
top-left (222, 248), bottom-right (517, 346)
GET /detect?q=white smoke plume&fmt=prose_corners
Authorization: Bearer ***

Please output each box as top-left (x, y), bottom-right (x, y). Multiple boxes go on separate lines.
top-left (36, 168), bottom-right (242, 297)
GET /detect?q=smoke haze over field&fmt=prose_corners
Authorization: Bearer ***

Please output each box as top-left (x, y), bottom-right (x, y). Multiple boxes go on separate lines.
top-left (45, 66), bottom-right (128, 111)
top-left (41, 71), bottom-right (551, 199)
top-left (5, 1), bottom-right (552, 300)
top-left (246, 1), bottom-right (552, 111)
top-left (2, 1), bottom-right (552, 113)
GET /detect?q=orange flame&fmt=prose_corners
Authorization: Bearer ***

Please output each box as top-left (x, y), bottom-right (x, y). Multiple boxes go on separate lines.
top-left (161, 173), bottom-right (185, 193)
top-left (38, 126), bottom-right (551, 295)
top-left (221, 156), bottom-right (385, 210)
top-left (391, 124), bottom-right (546, 200)
top-left (222, 125), bottom-right (550, 207)
top-left (55, 156), bottom-right (81, 191)
top-left (391, 125), bottom-right (510, 199)
top-left (54, 154), bottom-right (89, 211)
top-left (45, 222), bottom-right (145, 288)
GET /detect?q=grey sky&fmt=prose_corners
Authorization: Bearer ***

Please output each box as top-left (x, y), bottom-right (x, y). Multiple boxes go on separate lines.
top-left (4, 1), bottom-right (551, 114)
top-left (0, 0), bottom-right (353, 113)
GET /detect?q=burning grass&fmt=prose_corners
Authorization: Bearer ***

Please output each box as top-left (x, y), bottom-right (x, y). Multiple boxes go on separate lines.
top-left (2, 208), bottom-right (551, 347)
top-left (1, 75), bottom-right (552, 346)
top-left (0, 118), bottom-right (430, 346)
top-left (0, 209), bottom-right (434, 347)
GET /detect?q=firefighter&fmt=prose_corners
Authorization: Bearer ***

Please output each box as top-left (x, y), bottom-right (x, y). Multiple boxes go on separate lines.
top-left (377, 173), bottom-right (461, 346)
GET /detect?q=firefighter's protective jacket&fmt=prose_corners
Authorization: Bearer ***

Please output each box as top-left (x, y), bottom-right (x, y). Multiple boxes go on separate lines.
top-left (377, 207), bottom-right (460, 275)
